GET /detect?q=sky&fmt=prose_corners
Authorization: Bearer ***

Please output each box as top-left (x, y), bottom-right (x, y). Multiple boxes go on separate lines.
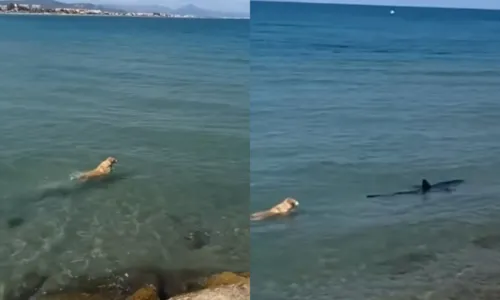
top-left (265, 0), bottom-right (500, 10)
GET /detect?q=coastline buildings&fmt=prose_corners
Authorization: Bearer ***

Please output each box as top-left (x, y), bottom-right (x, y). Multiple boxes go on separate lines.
top-left (0, 2), bottom-right (197, 18)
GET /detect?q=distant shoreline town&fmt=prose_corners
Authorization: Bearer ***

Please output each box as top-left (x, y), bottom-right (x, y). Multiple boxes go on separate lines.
top-left (0, 2), bottom-right (244, 18)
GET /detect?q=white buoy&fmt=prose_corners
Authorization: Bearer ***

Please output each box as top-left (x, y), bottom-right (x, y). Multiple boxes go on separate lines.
top-left (390, 9), bottom-right (395, 14)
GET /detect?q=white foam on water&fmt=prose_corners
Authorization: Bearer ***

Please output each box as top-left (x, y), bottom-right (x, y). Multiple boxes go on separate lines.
top-left (69, 171), bottom-right (84, 181)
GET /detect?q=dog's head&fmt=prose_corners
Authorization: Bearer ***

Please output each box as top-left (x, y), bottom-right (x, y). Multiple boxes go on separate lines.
top-left (274, 197), bottom-right (299, 213)
top-left (283, 197), bottom-right (299, 210)
top-left (99, 157), bottom-right (118, 170)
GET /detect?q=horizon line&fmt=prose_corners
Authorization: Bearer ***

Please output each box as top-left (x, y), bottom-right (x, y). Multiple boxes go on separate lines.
top-left (252, 0), bottom-right (500, 11)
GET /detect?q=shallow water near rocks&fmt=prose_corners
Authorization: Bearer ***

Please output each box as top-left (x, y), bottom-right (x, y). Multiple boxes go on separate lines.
top-left (0, 15), bottom-right (249, 289)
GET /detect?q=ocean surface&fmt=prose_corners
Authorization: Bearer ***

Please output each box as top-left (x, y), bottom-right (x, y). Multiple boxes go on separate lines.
top-left (251, 2), bottom-right (500, 299)
top-left (0, 15), bottom-right (249, 287)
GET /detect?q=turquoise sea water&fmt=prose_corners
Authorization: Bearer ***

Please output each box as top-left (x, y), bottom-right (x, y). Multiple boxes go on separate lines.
top-left (251, 2), bottom-right (500, 299)
top-left (0, 15), bottom-right (248, 286)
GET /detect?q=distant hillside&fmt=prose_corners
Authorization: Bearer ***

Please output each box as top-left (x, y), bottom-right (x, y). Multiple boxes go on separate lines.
top-left (102, 3), bottom-right (171, 14)
top-left (177, 4), bottom-right (248, 18)
top-left (106, 3), bottom-right (248, 18)
top-left (0, 0), bottom-right (249, 17)
top-left (174, 4), bottom-right (244, 17)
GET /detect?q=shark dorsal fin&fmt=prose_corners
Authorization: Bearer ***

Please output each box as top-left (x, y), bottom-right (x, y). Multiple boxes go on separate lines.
top-left (422, 179), bottom-right (431, 192)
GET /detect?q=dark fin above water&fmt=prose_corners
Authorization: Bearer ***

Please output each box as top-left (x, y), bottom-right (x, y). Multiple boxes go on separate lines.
top-left (368, 178), bottom-right (464, 199)
top-left (421, 179), bottom-right (432, 192)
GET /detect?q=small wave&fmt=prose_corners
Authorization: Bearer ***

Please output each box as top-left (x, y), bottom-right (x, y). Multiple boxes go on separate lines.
top-left (39, 180), bottom-right (72, 190)
top-left (69, 171), bottom-right (83, 181)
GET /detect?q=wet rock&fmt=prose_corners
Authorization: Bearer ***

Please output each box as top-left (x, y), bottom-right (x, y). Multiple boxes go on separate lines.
top-left (472, 234), bottom-right (500, 249)
top-left (378, 251), bottom-right (437, 275)
top-left (184, 231), bottom-right (210, 250)
top-left (34, 267), bottom-right (234, 300)
top-left (35, 268), bottom-right (162, 299)
top-left (157, 268), bottom-right (215, 298)
top-left (169, 284), bottom-right (249, 300)
top-left (422, 269), bottom-right (500, 300)
top-left (425, 283), bottom-right (500, 300)
top-left (3, 271), bottom-right (48, 300)
top-left (33, 292), bottom-right (112, 300)
top-left (204, 272), bottom-right (249, 288)
top-left (234, 272), bottom-right (249, 278)
top-left (128, 285), bottom-right (158, 300)
top-left (31, 268), bottom-right (249, 300)
top-left (7, 216), bottom-right (24, 228)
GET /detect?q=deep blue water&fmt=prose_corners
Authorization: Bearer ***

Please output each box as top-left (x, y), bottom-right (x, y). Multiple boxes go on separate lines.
top-left (0, 15), bottom-right (249, 287)
top-left (251, 2), bottom-right (500, 299)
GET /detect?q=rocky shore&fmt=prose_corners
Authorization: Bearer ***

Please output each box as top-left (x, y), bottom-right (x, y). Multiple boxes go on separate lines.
top-left (2, 268), bottom-right (249, 300)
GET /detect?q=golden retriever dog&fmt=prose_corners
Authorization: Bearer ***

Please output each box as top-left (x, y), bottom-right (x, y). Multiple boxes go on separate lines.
top-left (250, 197), bottom-right (299, 221)
top-left (75, 157), bottom-right (118, 182)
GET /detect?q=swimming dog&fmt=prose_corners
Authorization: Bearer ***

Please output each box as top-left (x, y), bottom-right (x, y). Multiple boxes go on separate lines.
top-left (251, 197), bottom-right (299, 221)
top-left (75, 157), bottom-right (118, 182)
